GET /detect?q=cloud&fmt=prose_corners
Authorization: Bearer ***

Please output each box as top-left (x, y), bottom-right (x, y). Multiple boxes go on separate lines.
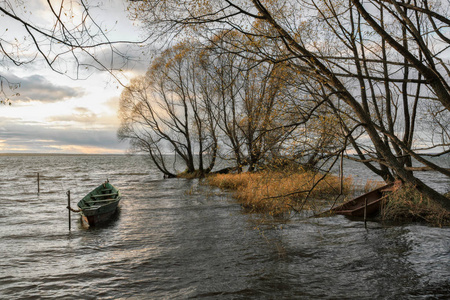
top-left (46, 107), bottom-right (98, 124)
top-left (74, 107), bottom-right (91, 114)
top-left (104, 96), bottom-right (120, 111)
top-left (0, 118), bottom-right (127, 153)
top-left (77, 43), bottom-right (152, 78)
top-left (0, 73), bottom-right (84, 103)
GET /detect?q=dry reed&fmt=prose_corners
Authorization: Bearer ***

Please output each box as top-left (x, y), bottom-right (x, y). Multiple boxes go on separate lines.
top-left (362, 180), bottom-right (385, 193)
top-left (382, 184), bottom-right (450, 226)
top-left (206, 170), bottom-right (354, 215)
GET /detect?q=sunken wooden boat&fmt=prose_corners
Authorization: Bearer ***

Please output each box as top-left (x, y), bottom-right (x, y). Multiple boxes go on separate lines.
top-left (327, 181), bottom-right (400, 218)
top-left (77, 180), bottom-right (121, 227)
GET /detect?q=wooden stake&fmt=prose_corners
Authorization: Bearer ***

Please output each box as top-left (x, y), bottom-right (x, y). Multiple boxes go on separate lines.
top-left (339, 150), bottom-right (344, 195)
top-left (364, 197), bottom-right (368, 228)
top-left (67, 190), bottom-right (71, 231)
top-left (37, 172), bottom-right (40, 194)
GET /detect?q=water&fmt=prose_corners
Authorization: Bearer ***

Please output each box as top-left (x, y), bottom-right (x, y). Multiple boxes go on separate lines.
top-left (0, 154), bottom-right (449, 299)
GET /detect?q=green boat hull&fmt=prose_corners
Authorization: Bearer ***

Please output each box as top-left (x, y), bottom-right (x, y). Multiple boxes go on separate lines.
top-left (77, 181), bottom-right (121, 227)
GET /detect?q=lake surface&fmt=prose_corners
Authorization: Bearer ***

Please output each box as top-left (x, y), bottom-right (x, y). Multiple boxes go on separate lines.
top-left (0, 154), bottom-right (449, 299)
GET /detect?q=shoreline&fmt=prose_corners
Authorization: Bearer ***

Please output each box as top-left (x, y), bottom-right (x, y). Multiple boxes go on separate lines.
top-left (205, 170), bottom-right (356, 215)
top-left (205, 170), bottom-right (450, 227)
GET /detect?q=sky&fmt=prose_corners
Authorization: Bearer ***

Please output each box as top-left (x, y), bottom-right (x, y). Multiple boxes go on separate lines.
top-left (0, 0), bottom-right (149, 154)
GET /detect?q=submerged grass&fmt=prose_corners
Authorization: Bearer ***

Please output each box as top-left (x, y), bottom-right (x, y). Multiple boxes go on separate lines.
top-left (205, 169), bottom-right (450, 226)
top-left (382, 184), bottom-right (450, 227)
top-left (206, 170), bottom-right (354, 215)
top-left (177, 170), bottom-right (205, 179)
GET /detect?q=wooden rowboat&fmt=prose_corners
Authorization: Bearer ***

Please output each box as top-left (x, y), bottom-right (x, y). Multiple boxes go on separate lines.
top-left (326, 181), bottom-right (400, 218)
top-left (77, 180), bottom-right (121, 227)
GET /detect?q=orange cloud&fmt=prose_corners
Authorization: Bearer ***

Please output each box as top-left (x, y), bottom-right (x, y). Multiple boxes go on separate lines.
top-left (49, 144), bottom-right (125, 154)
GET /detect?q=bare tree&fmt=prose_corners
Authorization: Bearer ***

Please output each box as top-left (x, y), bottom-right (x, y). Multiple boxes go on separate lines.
top-left (128, 0), bottom-right (450, 210)
top-left (118, 41), bottom-right (218, 177)
top-left (202, 33), bottom-right (299, 172)
top-left (0, 0), bottom-right (143, 104)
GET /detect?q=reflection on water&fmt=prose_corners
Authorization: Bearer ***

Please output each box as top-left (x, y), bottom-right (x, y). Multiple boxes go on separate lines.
top-left (0, 155), bottom-right (449, 299)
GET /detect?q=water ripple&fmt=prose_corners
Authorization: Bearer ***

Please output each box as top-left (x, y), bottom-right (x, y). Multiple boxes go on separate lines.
top-left (0, 154), bottom-right (449, 299)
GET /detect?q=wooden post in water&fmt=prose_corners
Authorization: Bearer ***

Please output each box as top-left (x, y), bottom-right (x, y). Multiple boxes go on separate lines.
top-left (339, 150), bottom-right (344, 195)
top-left (364, 197), bottom-right (368, 228)
top-left (67, 190), bottom-right (71, 231)
top-left (37, 172), bottom-right (40, 194)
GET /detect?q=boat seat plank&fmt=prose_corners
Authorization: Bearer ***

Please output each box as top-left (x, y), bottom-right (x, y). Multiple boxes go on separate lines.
top-left (91, 193), bottom-right (118, 199)
top-left (91, 198), bottom-right (117, 203)
top-left (85, 205), bottom-right (101, 210)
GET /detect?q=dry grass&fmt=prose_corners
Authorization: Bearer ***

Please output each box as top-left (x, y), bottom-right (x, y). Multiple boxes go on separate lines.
top-left (382, 184), bottom-right (450, 227)
top-left (206, 170), bottom-right (450, 225)
top-left (362, 180), bottom-right (386, 193)
top-left (206, 170), bottom-right (354, 215)
top-left (177, 170), bottom-right (205, 179)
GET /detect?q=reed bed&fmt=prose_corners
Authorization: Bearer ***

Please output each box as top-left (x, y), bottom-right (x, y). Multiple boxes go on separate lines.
top-left (362, 179), bottom-right (386, 193)
top-left (382, 184), bottom-right (450, 227)
top-left (206, 170), bottom-right (354, 215)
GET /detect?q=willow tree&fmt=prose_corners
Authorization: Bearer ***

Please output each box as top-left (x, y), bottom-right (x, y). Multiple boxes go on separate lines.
top-left (118, 42), bottom-right (219, 177)
top-left (200, 31), bottom-right (305, 172)
top-left (128, 0), bottom-right (450, 210)
top-left (212, 56), bottom-right (293, 171)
